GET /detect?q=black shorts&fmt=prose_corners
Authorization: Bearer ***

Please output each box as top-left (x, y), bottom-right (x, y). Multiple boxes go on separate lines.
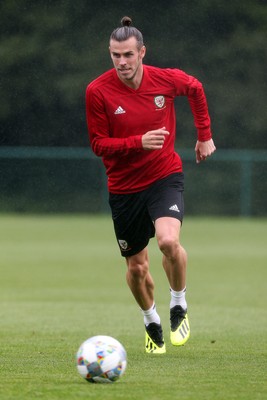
top-left (109, 173), bottom-right (184, 257)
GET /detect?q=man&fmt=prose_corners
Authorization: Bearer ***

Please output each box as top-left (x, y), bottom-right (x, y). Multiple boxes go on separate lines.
top-left (86, 16), bottom-right (216, 354)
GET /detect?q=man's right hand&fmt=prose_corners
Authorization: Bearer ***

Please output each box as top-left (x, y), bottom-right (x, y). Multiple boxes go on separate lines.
top-left (142, 127), bottom-right (169, 150)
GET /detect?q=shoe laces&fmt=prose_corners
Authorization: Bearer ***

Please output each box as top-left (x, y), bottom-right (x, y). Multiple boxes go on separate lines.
top-left (170, 305), bottom-right (187, 331)
top-left (146, 323), bottom-right (164, 346)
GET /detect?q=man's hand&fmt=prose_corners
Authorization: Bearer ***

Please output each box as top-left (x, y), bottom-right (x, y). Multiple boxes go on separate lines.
top-left (195, 138), bottom-right (216, 164)
top-left (142, 127), bottom-right (169, 150)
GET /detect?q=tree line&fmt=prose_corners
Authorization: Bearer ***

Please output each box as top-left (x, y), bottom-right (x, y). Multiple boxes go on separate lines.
top-left (1, 0), bottom-right (266, 149)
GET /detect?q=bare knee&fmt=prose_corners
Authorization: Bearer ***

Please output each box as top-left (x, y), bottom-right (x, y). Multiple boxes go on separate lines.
top-left (126, 256), bottom-right (149, 281)
top-left (158, 235), bottom-right (185, 259)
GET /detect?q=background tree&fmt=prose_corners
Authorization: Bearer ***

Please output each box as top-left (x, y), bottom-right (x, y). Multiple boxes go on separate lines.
top-left (0, 0), bottom-right (266, 148)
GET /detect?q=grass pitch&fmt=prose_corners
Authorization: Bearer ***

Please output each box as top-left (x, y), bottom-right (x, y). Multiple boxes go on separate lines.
top-left (0, 214), bottom-right (266, 400)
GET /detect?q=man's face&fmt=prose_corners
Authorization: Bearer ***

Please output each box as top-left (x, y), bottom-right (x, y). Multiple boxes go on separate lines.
top-left (109, 37), bottom-right (146, 85)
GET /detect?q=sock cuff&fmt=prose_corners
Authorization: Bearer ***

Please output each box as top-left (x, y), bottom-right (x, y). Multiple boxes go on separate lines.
top-left (170, 287), bottom-right (187, 310)
top-left (142, 303), bottom-right (156, 316)
top-left (170, 287), bottom-right (186, 297)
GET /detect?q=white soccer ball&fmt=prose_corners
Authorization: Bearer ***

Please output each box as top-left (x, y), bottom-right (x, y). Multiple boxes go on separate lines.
top-left (76, 335), bottom-right (127, 383)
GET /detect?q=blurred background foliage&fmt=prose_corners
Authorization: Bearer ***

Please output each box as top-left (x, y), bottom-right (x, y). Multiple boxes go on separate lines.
top-left (0, 0), bottom-right (266, 149)
top-left (1, 0), bottom-right (266, 215)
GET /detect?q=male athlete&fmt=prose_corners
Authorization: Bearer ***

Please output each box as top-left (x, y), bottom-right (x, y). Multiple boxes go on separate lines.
top-left (86, 17), bottom-right (216, 353)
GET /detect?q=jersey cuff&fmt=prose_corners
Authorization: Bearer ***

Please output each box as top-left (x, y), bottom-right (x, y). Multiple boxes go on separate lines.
top-left (130, 135), bottom-right (143, 150)
top-left (197, 127), bottom-right (212, 142)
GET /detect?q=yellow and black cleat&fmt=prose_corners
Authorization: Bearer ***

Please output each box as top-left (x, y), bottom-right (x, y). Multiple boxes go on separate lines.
top-left (170, 305), bottom-right (190, 346)
top-left (145, 323), bottom-right (166, 354)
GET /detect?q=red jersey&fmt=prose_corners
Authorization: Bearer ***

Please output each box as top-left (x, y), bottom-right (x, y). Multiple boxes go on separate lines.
top-left (86, 65), bottom-right (212, 194)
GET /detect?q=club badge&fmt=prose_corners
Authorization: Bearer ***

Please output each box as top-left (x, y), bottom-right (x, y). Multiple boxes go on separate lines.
top-left (118, 239), bottom-right (130, 251)
top-left (154, 95), bottom-right (165, 109)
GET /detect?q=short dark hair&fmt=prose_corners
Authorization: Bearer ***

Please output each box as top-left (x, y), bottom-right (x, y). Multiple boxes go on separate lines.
top-left (110, 16), bottom-right (144, 50)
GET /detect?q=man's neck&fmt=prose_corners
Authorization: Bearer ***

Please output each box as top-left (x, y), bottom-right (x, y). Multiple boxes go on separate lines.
top-left (119, 64), bottom-right (144, 90)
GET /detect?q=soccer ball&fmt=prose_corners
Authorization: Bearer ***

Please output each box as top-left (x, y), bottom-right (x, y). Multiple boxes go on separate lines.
top-left (76, 335), bottom-right (127, 383)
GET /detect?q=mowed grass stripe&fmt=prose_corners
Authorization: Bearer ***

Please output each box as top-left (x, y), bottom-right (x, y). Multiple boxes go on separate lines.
top-left (0, 215), bottom-right (266, 400)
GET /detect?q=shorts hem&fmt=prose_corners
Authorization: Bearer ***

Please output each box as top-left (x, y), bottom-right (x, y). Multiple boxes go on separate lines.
top-left (119, 239), bottom-right (150, 258)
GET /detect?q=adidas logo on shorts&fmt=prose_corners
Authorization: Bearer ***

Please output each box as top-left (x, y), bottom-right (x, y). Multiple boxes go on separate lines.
top-left (169, 204), bottom-right (180, 212)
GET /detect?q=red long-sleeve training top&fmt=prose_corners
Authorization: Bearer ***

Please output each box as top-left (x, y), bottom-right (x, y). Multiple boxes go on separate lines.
top-left (86, 65), bottom-right (212, 194)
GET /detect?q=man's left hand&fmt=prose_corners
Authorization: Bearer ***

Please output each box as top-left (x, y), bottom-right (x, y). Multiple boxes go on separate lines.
top-left (195, 139), bottom-right (216, 164)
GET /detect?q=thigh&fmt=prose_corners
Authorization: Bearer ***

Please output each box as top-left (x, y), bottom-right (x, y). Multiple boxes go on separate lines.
top-left (109, 192), bottom-right (155, 257)
top-left (154, 216), bottom-right (182, 242)
top-left (147, 173), bottom-right (185, 223)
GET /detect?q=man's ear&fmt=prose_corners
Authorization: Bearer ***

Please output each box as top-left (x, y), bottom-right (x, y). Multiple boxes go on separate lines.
top-left (140, 45), bottom-right (146, 59)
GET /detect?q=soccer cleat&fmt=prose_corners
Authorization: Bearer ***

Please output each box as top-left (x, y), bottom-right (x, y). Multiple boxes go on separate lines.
top-left (145, 323), bottom-right (166, 354)
top-left (170, 305), bottom-right (190, 346)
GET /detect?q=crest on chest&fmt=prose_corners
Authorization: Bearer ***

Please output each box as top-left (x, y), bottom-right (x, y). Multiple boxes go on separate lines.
top-left (154, 95), bottom-right (165, 109)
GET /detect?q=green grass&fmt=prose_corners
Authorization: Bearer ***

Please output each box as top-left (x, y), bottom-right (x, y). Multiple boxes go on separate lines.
top-left (0, 214), bottom-right (266, 400)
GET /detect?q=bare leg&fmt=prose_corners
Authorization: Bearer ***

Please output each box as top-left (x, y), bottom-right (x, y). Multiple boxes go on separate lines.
top-left (125, 247), bottom-right (154, 311)
top-left (155, 217), bottom-right (187, 291)
top-left (155, 217), bottom-right (190, 346)
top-left (126, 247), bottom-right (166, 353)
